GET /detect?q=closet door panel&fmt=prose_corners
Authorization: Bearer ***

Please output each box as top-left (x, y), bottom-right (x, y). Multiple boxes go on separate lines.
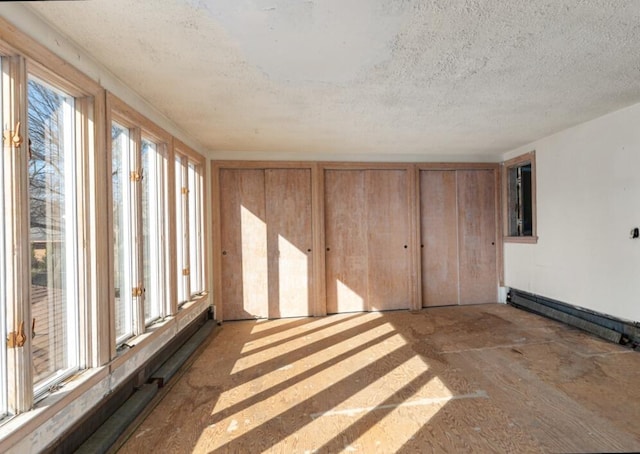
top-left (366, 170), bottom-right (411, 311)
top-left (219, 169), bottom-right (269, 320)
top-left (420, 170), bottom-right (459, 307)
top-left (324, 170), bottom-right (368, 314)
top-left (457, 170), bottom-right (498, 304)
top-left (266, 169), bottom-right (313, 318)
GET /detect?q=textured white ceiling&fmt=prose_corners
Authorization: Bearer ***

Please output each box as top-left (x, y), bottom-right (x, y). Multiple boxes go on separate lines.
top-left (28, 0), bottom-right (640, 159)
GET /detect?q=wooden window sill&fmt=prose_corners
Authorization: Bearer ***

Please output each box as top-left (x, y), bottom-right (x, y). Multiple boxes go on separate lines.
top-left (504, 236), bottom-right (538, 244)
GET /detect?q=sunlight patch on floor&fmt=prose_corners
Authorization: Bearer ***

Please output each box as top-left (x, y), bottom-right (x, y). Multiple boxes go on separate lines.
top-left (313, 354), bottom-right (431, 416)
top-left (222, 324), bottom-right (402, 411)
top-left (199, 329), bottom-right (414, 451)
top-left (233, 313), bottom-right (387, 372)
top-left (193, 312), bottom-right (471, 453)
top-left (268, 376), bottom-right (462, 453)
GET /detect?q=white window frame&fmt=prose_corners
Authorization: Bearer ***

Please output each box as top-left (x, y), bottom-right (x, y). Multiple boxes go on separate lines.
top-left (111, 122), bottom-right (136, 344)
top-left (174, 149), bottom-right (206, 305)
top-left (0, 51), bottom-right (98, 415)
top-left (2, 54), bottom-right (32, 416)
top-left (28, 74), bottom-right (82, 397)
top-left (0, 54), bottom-right (8, 420)
top-left (175, 154), bottom-right (190, 304)
top-left (141, 138), bottom-right (169, 325)
top-left (108, 97), bottom-right (173, 349)
top-left (188, 162), bottom-right (204, 296)
top-left (110, 120), bottom-right (145, 342)
top-left (0, 21), bottom-right (210, 445)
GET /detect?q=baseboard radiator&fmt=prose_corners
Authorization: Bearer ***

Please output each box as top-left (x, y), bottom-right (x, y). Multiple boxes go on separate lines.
top-left (507, 289), bottom-right (640, 349)
top-left (45, 308), bottom-right (217, 454)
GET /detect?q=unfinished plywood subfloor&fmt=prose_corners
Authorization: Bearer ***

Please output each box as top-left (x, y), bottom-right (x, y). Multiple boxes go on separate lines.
top-left (119, 304), bottom-right (640, 453)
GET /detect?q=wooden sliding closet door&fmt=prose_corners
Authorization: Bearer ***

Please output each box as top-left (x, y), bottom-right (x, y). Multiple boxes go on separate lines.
top-left (325, 169), bottom-right (410, 314)
top-left (366, 170), bottom-right (410, 311)
top-left (420, 169), bottom-right (498, 307)
top-left (265, 169), bottom-right (313, 318)
top-left (220, 169), bottom-right (269, 320)
top-left (219, 168), bottom-right (313, 320)
top-left (420, 171), bottom-right (459, 307)
top-left (325, 170), bottom-right (368, 314)
top-left (457, 170), bottom-right (497, 304)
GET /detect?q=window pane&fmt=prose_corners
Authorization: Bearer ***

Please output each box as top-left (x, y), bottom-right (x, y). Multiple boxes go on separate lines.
top-left (520, 164), bottom-right (533, 236)
top-left (507, 162), bottom-right (533, 237)
top-left (112, 122), bottom-right (134, 343)
top-left (175, 157), bottom-right (188, 304)
top-left (141, 139), bottom-right (165, 324)
top-left (0, 58), bottom-right (7, 418)
top-left (507, 166), bottom-right (519, 236)
top-left (28, 76), bottom-right (80, 392)
top-left (188, 162), bottom-right (204, 295)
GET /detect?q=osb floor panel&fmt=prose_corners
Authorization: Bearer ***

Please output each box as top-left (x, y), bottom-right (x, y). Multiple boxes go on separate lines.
top-left (118, 304), bottom-right (640, 453)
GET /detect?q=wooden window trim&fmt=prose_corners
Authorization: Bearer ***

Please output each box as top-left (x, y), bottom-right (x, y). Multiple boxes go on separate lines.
top-left (503, 151), bottom-right (538, 244)
top-left (174, 138), bottom-right (206, 165)
top-left (0, 17), bottom-right (213, 448)
top-left (174, 142), bottom-right (208, 306)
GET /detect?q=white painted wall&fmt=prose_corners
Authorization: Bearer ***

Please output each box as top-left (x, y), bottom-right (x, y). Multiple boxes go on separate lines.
top-left (503, 102), bottom-right (640, 323)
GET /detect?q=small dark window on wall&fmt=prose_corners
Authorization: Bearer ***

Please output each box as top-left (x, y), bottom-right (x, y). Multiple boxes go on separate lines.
top-left (503, 151), bottom-right (537, 243)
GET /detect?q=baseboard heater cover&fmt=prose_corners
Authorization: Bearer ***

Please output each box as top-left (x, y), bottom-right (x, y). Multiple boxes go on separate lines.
top-left (151, 316), bottom-right (217, 387)
top-left (75, 383), bottom-right (158, 454)
top-left (507, 289), bottom-right (640, 348)
top-left (66, 316), bottom-right (216, 454)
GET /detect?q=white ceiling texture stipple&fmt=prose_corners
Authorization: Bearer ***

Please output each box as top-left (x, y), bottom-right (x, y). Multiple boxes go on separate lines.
top-left (28, 0), bottom-right (640, 159)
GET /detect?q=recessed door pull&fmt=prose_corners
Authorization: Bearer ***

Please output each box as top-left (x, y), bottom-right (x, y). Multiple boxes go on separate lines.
top-left (404, 245), bottom-right (408, 249)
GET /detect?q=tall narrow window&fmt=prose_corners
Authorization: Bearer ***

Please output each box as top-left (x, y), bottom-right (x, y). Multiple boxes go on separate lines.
top-left (111, 122), bottom-right (134, 343)
top-left (141, 138), bottom-right (168, 324)
top-left (188, 162), bottom-right (204, 295)
top-left (175, 153), bottom-right (205, 304)
top-left (0, 57), bottom-right (7, 418)
top-left (111, 110), bottom-right (171, 346)
top-left (175, 156), bottom-right (188, 304)
top-left (509, 164), bottom-right (532, 235)
top-left (504, 151), bottom-right (537, 242)
top-left (28, 76), bottom-right (80, 394)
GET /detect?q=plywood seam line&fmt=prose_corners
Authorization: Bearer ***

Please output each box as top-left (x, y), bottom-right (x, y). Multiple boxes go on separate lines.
top-left (455, 171), bottom-right (461, 305)
top-left (409, 164), bottom-right (421, 311)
